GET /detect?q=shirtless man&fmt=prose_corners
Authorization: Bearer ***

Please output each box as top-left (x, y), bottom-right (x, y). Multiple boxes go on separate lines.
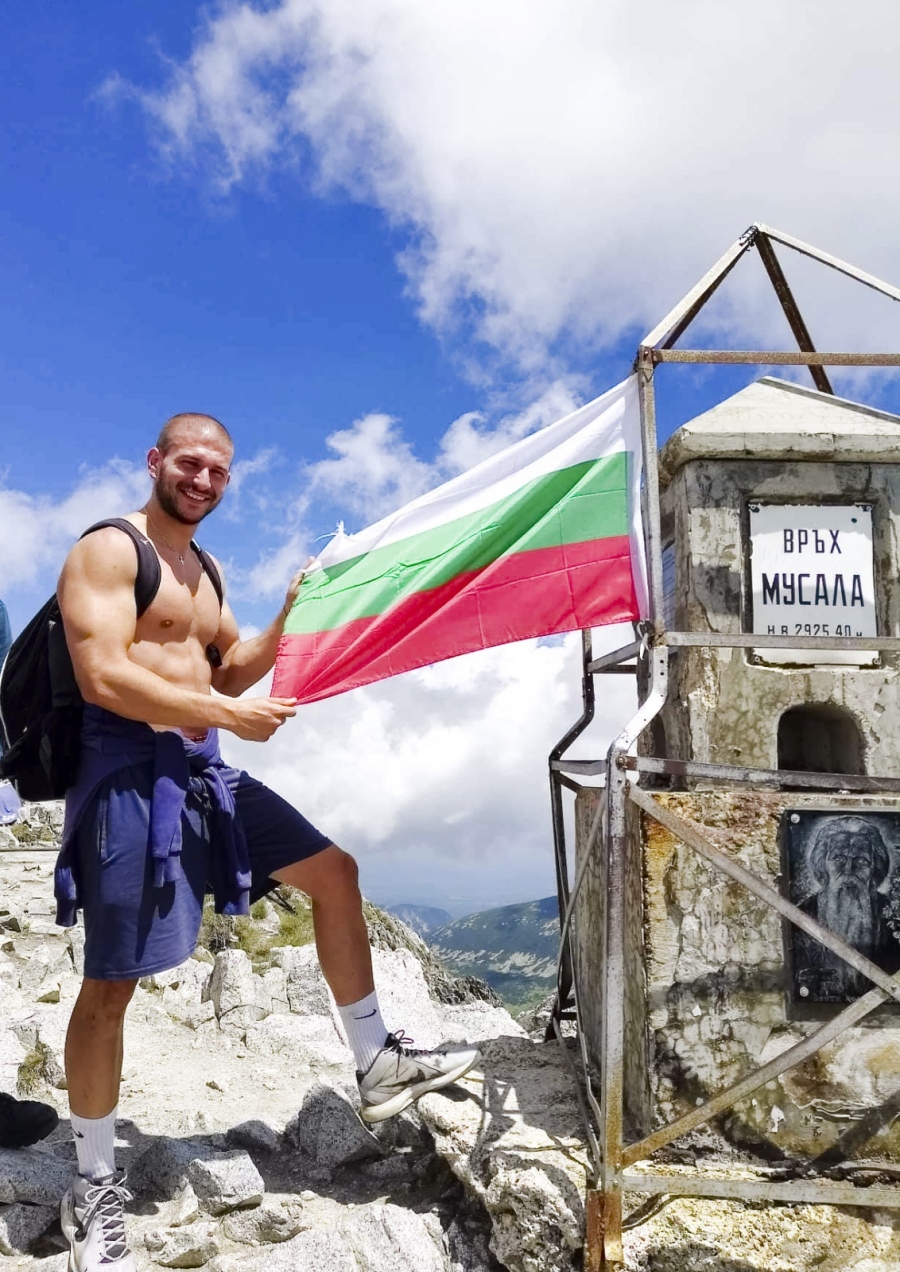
top-left (55, 413), bottom-right (479, 1272)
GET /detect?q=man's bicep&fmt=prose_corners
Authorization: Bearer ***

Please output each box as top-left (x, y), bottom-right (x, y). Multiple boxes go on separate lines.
top-left (58, 533), bottom-right (139, 676)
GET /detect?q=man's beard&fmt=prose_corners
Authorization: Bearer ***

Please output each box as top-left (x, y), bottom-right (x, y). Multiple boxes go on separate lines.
top-left (154, 475), bottom-right (221, 526)
top-left (817, 874), bottom-right (882, 996)
top-left (819, 874), bottom-right (881, 954)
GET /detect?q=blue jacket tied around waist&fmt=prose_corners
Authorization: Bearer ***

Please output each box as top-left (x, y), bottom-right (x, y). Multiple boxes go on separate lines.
top-left (55, 705), bottom-right (252, 926)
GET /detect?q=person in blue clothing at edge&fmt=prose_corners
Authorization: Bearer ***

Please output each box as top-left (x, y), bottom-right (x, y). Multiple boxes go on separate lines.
top-left (54, 413), bottom-right (481, 1272)
top-left (0, 597), bottom-right (61, 1150)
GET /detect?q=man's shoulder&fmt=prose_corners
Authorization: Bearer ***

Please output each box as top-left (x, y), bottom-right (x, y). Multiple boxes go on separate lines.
top-left (61, 519), bottom-right (144, 584)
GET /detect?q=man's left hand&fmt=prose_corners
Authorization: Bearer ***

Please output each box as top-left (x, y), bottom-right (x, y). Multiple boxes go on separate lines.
top-left (281, 559), bottom-right (314, 621)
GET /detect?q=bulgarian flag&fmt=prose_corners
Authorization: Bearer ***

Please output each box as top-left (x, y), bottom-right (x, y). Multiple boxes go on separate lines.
top-left (273, 375), bottom-right (646, 703)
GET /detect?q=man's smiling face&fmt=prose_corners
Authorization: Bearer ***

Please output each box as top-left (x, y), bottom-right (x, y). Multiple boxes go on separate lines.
top-left (148, 422), bottom-right (233, 526)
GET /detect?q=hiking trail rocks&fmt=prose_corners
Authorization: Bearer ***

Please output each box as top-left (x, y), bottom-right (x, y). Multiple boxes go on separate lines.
top-left (0, 802), bottom-right (588, 1272)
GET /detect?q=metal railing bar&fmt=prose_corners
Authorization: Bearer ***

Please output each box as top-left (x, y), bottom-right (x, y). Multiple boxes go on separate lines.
top-left (638, 360), bottom-right (666, 631)
top-left (552, 760), bottom-right (606, 776)
top-left (621, 1171), bottom-right (900, 1208)
top-left (622, 970), bottom-right (900, 1167)
top-left (557, 773), bottom-right (585, 794)
top-left (549, 630), bottom-right (596, 1025)
top-left (664, 632), bottom-right (900, 651)
top-left (588, 640), bottom-right (642, 673)
top-left (754, 234), bottom-right (833, 395)
top-left (654, 350), bottom-right (900, 366)
top-left (596, 645), bottom-right (670, 1266)
top-left (758, 222), bottom-right (900, 305)
top-left (622, 754), bottom-right (900, 793)
top-left (628, 786), bottom-right (900, 1009)
top-left (638, 228), bottom-right (756, 351)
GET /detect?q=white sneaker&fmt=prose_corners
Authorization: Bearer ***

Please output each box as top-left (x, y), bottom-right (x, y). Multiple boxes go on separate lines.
top-left (60, 1172), bottom-right (135, 1272)
top-left (357, 1030), bottom-right (482, 1123)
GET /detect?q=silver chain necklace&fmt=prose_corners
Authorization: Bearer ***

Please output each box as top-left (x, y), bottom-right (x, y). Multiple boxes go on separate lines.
top-left (145, 513), bottom-right (187, 565)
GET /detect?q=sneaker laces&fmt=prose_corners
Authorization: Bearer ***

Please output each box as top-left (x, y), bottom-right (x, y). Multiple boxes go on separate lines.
top-left (385, 1029), bottom-right (423, 1057)
top-left (79, 1176), bottom-right (132, 1262)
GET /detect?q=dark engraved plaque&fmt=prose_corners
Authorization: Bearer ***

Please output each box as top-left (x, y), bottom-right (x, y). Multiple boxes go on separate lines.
top-left (781, 810), bottom-right (900, 1010)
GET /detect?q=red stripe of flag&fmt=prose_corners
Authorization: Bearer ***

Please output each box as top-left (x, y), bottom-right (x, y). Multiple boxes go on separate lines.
top-left (273, 535), bottom-right (636, 702)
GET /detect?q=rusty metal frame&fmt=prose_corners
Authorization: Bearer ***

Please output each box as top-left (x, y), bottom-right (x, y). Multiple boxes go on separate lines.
top-left (545, 223), bottom-right (900, 1267)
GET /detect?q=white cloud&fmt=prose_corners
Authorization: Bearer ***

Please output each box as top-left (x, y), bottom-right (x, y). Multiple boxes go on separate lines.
top-left (219, 446), bottom-right (280, 520)
top-left (234, 528), bottom-right (311, 601)
top-left (128, 0), bottom-right (900, 370)
top-left (436, 380), bottom-right (584, 474)
top-left (0, 461), bottom-right (150, 595)
top-left (297, 379), bottom-right (585, 533)
top-left (306, 411), bottom-right (434, 523)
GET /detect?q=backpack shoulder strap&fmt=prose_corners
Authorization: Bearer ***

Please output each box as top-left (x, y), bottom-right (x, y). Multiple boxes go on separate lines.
top-left (190, 542), bottom-right (224, 611)
top-left (79, 519), bottom-right (161, 618)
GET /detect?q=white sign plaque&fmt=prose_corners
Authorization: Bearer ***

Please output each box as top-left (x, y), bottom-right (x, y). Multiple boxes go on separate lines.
top-left (748, 503), bottom-right (877, 666)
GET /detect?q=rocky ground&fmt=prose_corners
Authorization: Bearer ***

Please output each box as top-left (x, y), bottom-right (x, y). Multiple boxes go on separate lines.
top-left (0, 802), bottom-right (590, 1272)
top-left (6, 801), bottom-right (899, 1271)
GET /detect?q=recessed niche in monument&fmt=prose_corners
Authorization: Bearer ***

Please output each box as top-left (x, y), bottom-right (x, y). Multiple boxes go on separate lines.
top-left (781, 809), bottom-right (900, 1013)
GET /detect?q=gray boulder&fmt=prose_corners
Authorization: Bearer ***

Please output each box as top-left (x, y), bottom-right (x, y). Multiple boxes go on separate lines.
top-left (129, 1137), bottom-right (214, 1199)
top-left (0, 1148), bottom-right (72, 1206)
top-left (0, 1031), bottom-right (27, 1093)
top-left (259, 966), bottom-right (290, 1015)
top-left (144, 1220), bottom-right (221, 1267)
top-left (367, 948), bottom-right (444, 1050)
top-left (187, 1151), bottom-right (264, 1215)
top-left (209, 1201), bottom-right (452, 1272)
top-left (419, 1034), bottom-right (587, 1272)
top-left (208, 951), bottom-right (267, 1035)
top-left (0, 1200), bottom-right (57, 1254)
top-left (271, 946), bottom-right (332, 1017)
top-left (65, 925), bottom-right (85, 976)
top-left (286, 1082), bottom-right (382, 1176)
top-left (226, 1119), bottom-right (281, 1154)
top-left (221, 1201), bottom-right (306, 1245)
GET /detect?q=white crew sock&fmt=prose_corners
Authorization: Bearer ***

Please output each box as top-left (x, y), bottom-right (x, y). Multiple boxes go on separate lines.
top-left (71, 1107), bottom-right (118, 1181)
top-left (338, 992), bottom-right (389, 1072)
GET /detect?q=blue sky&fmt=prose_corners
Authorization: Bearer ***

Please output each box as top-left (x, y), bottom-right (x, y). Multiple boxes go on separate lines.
top-left (4, 1), bottom-right (900, 912)
top-left (1, 3), bottom-right (473, 594)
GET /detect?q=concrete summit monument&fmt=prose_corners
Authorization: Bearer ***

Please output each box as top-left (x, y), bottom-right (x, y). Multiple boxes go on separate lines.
top-left (548, 223), bottom-right (900, 1268)
top-left (613, 376), bottom-right (900, 1148)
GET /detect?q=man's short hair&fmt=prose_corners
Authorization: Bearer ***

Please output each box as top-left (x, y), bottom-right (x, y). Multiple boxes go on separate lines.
top-left (156, 413), bottom-right (234, 455)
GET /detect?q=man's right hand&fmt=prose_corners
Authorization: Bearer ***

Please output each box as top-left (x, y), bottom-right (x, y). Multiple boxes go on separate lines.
top-left (229, 696), bottom-right (298, 741)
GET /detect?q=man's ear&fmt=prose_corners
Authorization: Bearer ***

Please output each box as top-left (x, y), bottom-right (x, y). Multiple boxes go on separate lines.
top-left (147, 446), bottom-right (161, 478)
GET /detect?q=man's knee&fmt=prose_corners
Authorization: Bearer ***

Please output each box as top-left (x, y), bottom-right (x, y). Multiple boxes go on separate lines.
top-left (75, 977), bottom-right (138, 1023)
top-left (276, 843), bottom-right (360, 903)
top-left (315, 845), bottom-right (360, 898)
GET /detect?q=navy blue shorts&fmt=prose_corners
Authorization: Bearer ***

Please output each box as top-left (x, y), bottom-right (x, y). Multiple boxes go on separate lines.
top-left (75, 764), bottom-right (331, 980)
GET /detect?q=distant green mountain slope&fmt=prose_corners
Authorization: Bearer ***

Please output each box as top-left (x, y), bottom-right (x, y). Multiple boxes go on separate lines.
top-left (385, 903), bottom-right (453, 938)
top-left (428, 896), bottom-right (559, 1014)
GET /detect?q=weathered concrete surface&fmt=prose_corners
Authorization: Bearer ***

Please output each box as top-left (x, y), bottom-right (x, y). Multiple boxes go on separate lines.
top-left (659, 377), bottom-right (900, 475)
top-left (572, 379), bottom-right (900, 1265)
top-left (573, 780), bottom-right (889, 1157)
top-left (655, 377), bottom-right (900, 774)
top-left (577, 788), bottom-right (900, 1161)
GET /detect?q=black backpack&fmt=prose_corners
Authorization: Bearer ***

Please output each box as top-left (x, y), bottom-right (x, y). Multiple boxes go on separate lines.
top-left (0, 518), bottom-right (223, 801)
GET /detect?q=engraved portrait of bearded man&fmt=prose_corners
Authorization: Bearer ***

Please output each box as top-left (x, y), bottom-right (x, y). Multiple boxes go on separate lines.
top-left (794, 816), bottom-right (896, 1000)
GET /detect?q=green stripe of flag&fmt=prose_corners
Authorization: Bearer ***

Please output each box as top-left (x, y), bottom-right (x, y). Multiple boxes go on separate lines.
top-left (287, 452), bottom-right (629, 636)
